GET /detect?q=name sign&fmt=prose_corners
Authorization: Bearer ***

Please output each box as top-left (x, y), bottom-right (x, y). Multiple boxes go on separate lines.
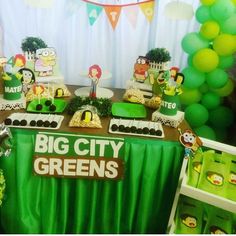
top-left (33, 132), bottom-right (125, 180)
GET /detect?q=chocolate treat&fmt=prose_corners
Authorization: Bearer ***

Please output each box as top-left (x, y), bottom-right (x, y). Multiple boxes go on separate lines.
top-left (111, 124), bottom-right (118, 131)
top-left (142, 127), bottom-right (149, 134)
top-left (155, 129), bottom-right (162, 136)
top-left (130, 126), bottom-right (137, 133)
top-left (20, 119), bottom-right (27, 126)
top-left (49, 104), bottom-right (56, 112)
top-left (118, 125), bottom-right (125, 132)
top-left (13, 120), bottom-right (20, 126)
top-left (149, 128), bottom-right (156, 135)
top-left (43, 120), bottom-right (51, 127)
top-left (36, 104), bottom-right (43, 111)
top-left (30, 120), bottom-right (36, 126)
top-left (137, 128), bottom-right (143, 134)
top-left (50, 121), bottom-right (58, 128)
top-left (36, 120), bottom-right (44, 127)
top-left (4, 118), bottom-right (12, 125)
top-left (45, 100), bottom-right (52, 106)
top-left (124, 126), bottom-right (131, 133)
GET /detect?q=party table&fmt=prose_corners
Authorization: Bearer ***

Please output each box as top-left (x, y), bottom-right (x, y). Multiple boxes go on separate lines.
top-left (0, 86), bottom-right (188, 234)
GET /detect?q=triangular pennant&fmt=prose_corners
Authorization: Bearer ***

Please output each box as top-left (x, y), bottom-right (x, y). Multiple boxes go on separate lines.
top-left (139, 1), bottom-right (155, 22)
top-left (87, 3), bottom-right (103, 25)
top-left (24, 0), bottom-right (55, 8)
top-left (104, 6), bottom-right (122, 30)
top-left (66, 0), bottom-right (83, 17)
top-left (123, 5), bottom-right (139, 28)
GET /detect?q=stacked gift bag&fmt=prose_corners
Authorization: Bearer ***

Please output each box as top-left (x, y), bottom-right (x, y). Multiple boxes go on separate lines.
top-left (174, 196), bottom-right (236, 234)
top-left (187, 149), bottom-right (236, 202)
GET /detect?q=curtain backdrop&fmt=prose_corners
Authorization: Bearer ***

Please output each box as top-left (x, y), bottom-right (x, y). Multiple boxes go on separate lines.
top-left (0, 0), bottom-right (199, 88)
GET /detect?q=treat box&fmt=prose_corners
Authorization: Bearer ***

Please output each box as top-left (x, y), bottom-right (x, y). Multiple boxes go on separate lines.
top-left (4, 113), bottom-right (64, 130)
top-left (109, 118), bottom-right (164, 138)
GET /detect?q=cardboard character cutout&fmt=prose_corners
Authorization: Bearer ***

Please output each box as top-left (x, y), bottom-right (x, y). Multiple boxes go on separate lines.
top-left (35, 47), bottom-right (56, 76)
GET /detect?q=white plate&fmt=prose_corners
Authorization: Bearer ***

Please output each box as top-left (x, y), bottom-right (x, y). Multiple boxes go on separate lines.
top-left (109, 118), bottom-right (165, 138)
top-left (74, 87), bottom-right (114, 99)
top-left (4, 113), bottom-right (64, 130)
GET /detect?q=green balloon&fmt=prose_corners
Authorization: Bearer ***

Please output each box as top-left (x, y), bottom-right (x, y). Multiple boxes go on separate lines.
top-left (193, 48), bottom-right (219, 73)
top-left (210, 78), bottom-right (234, 96)
top-left (201, 91), bottom-right (221, 109)
top-left (185, 103), bottom-right (209, 128)
top-left (179, 88), bottom-right (202, 105)
top-left (210, 0), bottom-right (234, 21)
top-left (213, 34), bottom-right (236, 56)
top-left (199, 83), bottom-right (209, 93)
top-left (218, 55), bottom-right (235, 69)
top-left (196, 5), bottom-right (212, 23)
top-left (182, 66), bottom-right (206, 89)
top-left (220, 14), bottom-right (236, 34)
top-left (209, 106), bottom-right (234, 128)
top-left (200, 20), bottom-right (220, 40)
top-left (187, 54), bottom-right (194, 66)
top-left (181, 32), bottom-right (209, 55)
top-left (214, 127), bottom-right (227, 143)
top-left (206, 68), bottom-right (228, 89)
top-left (194, 125), bottom-right (216, 140)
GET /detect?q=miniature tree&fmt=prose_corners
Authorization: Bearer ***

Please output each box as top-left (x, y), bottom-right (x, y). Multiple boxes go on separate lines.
top-left (146, 48), bottom-right (171, 71)
top-left (21, 37), bottom-right (47, 61)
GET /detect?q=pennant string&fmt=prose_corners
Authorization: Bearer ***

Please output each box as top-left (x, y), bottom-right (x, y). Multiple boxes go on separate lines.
top-left (82, 0), bottom-right (154, 7)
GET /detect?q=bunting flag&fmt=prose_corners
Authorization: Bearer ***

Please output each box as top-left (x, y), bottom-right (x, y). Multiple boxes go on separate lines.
top-left (87, 3), bottom-right (103, 25)
top-left (139, 1), bottom-right (155, 22)
top-left (104, 6), bottom-right (122, 30)
top-left (25, 0), bottom-right (155, 30)
top-left (66, 0), bottom-right (83, 17)
top-left (123, 5), bottom-right (139, 28)
top-left (24, 0), bottom-right (55, 8)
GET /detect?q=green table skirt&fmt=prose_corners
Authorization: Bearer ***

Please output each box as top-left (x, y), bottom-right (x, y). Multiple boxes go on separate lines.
top-left (0, 129), bottom-right (184, 234)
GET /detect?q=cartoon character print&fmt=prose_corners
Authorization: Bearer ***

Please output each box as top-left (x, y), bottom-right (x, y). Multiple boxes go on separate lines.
top-left (35, 48), bottom-right (56, 76)
top-left (206, 171), bottom-right (224, 186)
top-left (210, 225), bottom-right (227, 234)
top-left (228, 171), bottom-right (236, 185)
top-left (133, 56), bottom-right (149, 83)
top-left (165, 66), bottom-right (184, 96)
top-left (88, 64), bottom-right (102, 98)
top-left (181, 214), bottom-right (197, 228)
top-left (18, 68), bottom-right (35, 93)
top-left (178, 129), bottom-right (202, 158)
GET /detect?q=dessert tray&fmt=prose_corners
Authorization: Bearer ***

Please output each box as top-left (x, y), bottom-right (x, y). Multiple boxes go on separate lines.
top-left (109, 118), bottom-right (164, 138)
top-left (4, 113), bottom-right (64, 130)
top-left (111, 102), bottom-right (147, 118)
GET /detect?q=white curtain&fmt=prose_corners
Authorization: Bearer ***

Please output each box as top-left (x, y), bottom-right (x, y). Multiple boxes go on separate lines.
top-left (0, 0), bottom-right (200, 88)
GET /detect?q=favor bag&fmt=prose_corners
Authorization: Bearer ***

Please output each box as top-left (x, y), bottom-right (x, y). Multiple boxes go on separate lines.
top-left (187, 150), bottom-right (206, 187)
top-left (197, 151), bottom-right (230, 198)
top-left (175, 196), bottom-right (203, 234)
top-left (203, 207), bottom-right (233, 234)
top-left (223, 152), bottom-right (236, 202)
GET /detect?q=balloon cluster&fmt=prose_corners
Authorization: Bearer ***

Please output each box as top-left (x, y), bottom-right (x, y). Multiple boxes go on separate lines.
top-left (180, 0), bottom-right (236, 142)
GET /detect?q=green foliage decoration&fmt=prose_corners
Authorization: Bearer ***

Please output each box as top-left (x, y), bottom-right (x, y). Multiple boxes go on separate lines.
top-left (145, 48), bottom-right (171, 63)
top-left (21, 37), bottom-right (47, 53)
top-left (67, 96), bottom-right (112, 117)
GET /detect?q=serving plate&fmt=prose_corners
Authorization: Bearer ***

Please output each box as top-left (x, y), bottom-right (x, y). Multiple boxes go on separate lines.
top-left (27, 98), bottom-right (67, 113)
top-left (111, 102), bottom-right (147, 118)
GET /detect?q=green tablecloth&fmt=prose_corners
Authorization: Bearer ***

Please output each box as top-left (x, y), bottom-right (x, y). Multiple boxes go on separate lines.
top-left (0, 128), bottom-right (184, 234)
